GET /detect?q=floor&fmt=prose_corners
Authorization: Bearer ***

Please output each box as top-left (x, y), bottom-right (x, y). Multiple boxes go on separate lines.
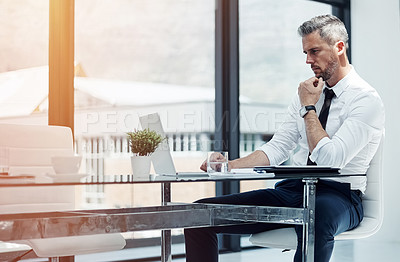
top-left (70, 238), bottom-right (400, 262)
top-left (176, 240), bottom-right (400, 262)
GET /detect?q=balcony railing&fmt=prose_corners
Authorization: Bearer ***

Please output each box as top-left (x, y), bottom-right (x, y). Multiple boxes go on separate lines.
top-left (75, 132), bottom-right (269, 207)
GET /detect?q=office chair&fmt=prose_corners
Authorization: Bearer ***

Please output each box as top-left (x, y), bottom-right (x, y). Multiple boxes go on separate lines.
top-left (0, 124), bottom-right (126, 260)
top-left (250, 134), bottom-right (384, 251)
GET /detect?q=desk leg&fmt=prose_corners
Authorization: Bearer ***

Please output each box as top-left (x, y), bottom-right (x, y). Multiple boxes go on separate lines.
top-left (161, 182), bottom-right (172, 262)
top-left (302, 179), bottom-right (317, 262)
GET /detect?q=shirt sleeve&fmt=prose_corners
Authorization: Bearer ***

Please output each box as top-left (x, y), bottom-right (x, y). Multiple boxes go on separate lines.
top-left (258, 96), bottom-right (301, 166)
top-left (309, 90), bottom-right (385, 167)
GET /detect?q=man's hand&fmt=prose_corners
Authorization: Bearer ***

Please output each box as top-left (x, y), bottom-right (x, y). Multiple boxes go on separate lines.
top-left (200, 152), bottom-right (226, 172)
top-left (200, 150), bottom-right (270, 172)
top-left (200, 159), bottom-right (207, 172)
top-left (298, 77), bottom-right (324, 106)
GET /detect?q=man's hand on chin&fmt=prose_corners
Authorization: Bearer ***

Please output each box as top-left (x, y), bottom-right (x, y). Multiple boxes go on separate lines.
top-left (298, 77), bottom-right (324, 106)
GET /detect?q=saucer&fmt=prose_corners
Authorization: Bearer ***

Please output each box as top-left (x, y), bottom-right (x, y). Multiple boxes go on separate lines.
top-left (46, 173), bottom-right (89, 183)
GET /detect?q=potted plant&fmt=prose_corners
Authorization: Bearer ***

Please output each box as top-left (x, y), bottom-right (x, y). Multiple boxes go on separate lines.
top-left (127, 128), bottom-right (164, 178)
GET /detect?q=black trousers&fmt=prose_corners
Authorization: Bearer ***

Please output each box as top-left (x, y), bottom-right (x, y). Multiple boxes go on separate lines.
top-left (184, 179), bottom-right (363, 262)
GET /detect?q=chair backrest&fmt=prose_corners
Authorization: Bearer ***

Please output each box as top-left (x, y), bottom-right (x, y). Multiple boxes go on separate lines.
top-left (0, 124), bottom-right (75, 214)
top-left (336, 133), bottom-right (384, 239)
top-left (0, 124), bottom-right (127, 257)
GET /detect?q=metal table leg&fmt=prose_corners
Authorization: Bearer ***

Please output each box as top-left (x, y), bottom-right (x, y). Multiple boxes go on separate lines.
top-left (161, 182), bottom-right (172, 262)
top-left (302, 178), bottom-right (318, 262)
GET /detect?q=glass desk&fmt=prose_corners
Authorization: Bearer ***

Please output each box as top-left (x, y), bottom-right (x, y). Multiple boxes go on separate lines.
top-left (0, 171), bottom-right (365, 262)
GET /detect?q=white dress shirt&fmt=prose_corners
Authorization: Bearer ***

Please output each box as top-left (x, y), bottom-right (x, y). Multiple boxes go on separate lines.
top-left (258, 66), bottom-right (385, 193)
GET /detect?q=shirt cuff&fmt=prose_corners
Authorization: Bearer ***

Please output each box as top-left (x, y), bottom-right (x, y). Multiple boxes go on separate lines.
top-left (309, 137), bottom-right (331, 163)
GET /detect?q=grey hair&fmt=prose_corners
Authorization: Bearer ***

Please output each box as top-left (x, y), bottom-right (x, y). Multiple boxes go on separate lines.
top-left (298, 14), bottom-right (349, 49)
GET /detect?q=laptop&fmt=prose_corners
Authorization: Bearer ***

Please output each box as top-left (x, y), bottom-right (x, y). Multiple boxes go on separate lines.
top-left (253, 165), bottom-right (340, 177)
top-left (139, 113), bottom-right (209, 177)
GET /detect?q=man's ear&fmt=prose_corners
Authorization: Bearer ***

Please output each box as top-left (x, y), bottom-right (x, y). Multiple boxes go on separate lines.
top-left (336, 41), bottom-right (346, 55)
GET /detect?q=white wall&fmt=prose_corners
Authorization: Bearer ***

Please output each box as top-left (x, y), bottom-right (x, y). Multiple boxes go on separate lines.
top-left (351, 0), bottom-right (400, 242)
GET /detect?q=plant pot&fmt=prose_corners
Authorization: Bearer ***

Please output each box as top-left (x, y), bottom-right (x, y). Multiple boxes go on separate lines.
top-left (130, 155), bottom-right (151, 178)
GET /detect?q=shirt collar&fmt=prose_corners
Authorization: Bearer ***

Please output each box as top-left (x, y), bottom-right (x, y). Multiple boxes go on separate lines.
top-left (324, 65), bottom-right (355, 97)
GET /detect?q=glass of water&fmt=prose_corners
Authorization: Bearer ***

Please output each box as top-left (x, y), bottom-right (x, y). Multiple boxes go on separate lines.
top-left (207, 151), bottom-right (229, 173)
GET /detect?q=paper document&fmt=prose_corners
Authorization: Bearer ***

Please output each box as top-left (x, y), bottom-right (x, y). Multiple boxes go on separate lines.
top-left (209, 169), bottom-right (275, 178)
top-left (230, 168), bottom-right (258, 174)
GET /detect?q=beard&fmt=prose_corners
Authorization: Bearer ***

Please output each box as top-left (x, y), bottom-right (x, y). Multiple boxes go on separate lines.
top-left (318, 56), bottom-right (339, 81)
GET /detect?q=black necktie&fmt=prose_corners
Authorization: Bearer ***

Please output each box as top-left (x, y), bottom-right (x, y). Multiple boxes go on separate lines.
top-left (318, 88), bottom-right (335, 130)
top-left (307, 88), bottom-right (335, 165)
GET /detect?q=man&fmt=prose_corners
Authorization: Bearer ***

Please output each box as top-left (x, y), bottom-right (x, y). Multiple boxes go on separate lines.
top-left (184, 14), bottom-right (385, 262)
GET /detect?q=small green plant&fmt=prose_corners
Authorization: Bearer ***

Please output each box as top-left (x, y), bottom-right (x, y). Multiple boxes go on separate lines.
top-left (127, 129), bottom-right (164, 156)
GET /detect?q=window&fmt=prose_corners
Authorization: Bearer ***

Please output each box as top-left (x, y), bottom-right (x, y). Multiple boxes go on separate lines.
top-left (0, 0), bottom-right (350, 255)
top-left (74, 0), bottom-right (215, 244)
top-left (0, 0), bottom-right (49, 125)
top-left (239, 0), bottom-right (332, 193)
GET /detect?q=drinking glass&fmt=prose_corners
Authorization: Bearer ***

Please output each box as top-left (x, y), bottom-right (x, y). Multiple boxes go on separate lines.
top-left (207, 151), bottom-right (229, 173)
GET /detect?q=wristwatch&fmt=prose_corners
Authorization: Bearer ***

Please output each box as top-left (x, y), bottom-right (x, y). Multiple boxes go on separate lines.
top-left (299, 105), bottom-right (316, 118)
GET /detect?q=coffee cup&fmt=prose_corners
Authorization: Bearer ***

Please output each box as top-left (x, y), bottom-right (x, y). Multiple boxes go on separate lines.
top-left (51, 156), bottom-right (82, 174)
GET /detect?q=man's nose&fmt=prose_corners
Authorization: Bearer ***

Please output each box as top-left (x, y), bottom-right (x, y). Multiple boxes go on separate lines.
top-left (306, 54), bottom-right (313, 64)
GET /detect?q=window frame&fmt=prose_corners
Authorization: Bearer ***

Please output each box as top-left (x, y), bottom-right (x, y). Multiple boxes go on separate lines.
top-left (48, 0), bottom-right (75, 133)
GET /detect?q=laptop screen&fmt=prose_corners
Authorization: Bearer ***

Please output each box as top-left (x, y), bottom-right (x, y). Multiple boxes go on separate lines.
top-left (139, 113), bottom-right (176, 175)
